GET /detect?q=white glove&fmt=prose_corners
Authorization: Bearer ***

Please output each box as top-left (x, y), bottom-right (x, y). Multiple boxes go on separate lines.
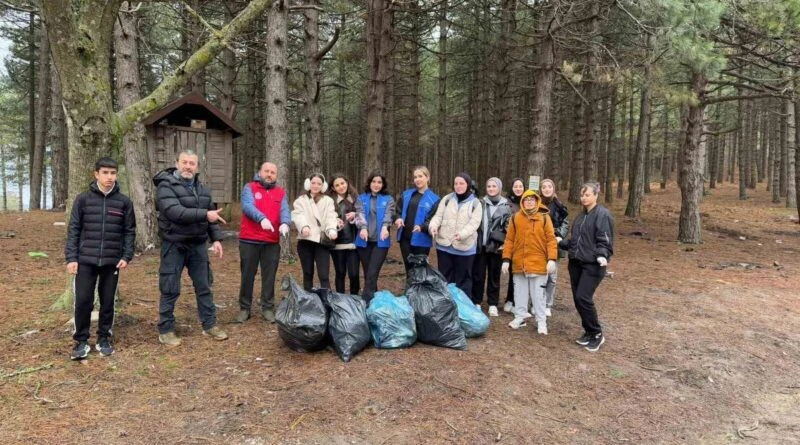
top-left (279, 224), bottom-right (289, 237)
top-left (556, 236), bottom-right (562, 244)
top-left (501, 262), bottom-right (510, 275)
top-left (597, 257), bottom-right (608, 267)
top-left (260, 218), bottom-right (274, 232)
top-left (546, 260), bottom-right (557, 274)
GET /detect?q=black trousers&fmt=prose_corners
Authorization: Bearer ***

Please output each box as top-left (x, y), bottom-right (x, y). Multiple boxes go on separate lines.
top-left (505, 260), bottom-right (515, 305)
top-left (567, 259), bottom-right (605, 335)
top-left (437, 250), bottom-right (475, 300)
top-left (73, 263), bottom-right (119, 342)
top-left (158, 241), bottom-right (217, 334)
top-left (471, 250), bottom-right (503, 306)
top-left (297, 240), bottom-right (331, 291)
top-left (357, 242), bottom-right (389, 304)
top-left (331, 248), bottom-right (360, 295)
top-left (238, 241), bottom-right (280, 312)
top-left (399, 237), bottom-right (430, 272)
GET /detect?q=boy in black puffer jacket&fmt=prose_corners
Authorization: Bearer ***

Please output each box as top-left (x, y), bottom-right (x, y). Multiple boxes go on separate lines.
top-left (65, 157), bottom-right (136, 360)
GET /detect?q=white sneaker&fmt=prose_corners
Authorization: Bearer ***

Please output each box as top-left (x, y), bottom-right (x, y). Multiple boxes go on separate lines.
top-left (488, 306), bottom-right (499, 317)
top-left (537, 322), bottom-right (548, 335)
top-left (522, 312), bottom-right (533, 320)
top-left (503, 301), bottom-right (513, 313)
top-left (475, 303), bottom-right (482, 311)
top-left (545, 308), bottom-right (552, 317)
top-left (508, 318), bottom-right (527, 329)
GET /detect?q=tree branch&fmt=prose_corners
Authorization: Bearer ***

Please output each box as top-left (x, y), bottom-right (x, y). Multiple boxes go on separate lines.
top-left (703, 93), bottom-right (787, 106)
top-left (0, 0), bottom-right (37, 13)
top-left (314, 27), bottom-right (340, 61)
top-left (559, 70), bottom-right (590, 106)
top-left (116, 0), bottom-right (273, 135)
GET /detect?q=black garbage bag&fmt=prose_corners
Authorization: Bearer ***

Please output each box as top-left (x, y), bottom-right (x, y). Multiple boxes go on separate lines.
top-left (275, 276), bottom-right (329, 352)
top-left (405, 254), bottom-right (467, 350)
top-left (320, 290), bottom-right (370, 362)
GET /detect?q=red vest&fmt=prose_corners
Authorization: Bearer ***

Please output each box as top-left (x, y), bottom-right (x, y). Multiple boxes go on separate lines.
top-left (239, 182), bottom-right (285, 244)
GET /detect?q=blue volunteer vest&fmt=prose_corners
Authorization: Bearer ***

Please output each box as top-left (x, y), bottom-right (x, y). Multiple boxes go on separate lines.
top-left (396, 188), bottom-right (439, 247)
top-left (355, 193), bottom-right (393, 249)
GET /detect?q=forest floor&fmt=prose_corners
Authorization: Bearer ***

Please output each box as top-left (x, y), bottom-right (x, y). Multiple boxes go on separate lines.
top-left (0, 181), bottom-right (799, 445)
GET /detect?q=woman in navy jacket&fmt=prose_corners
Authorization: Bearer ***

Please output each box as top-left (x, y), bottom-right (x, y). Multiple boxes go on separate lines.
top-left (393, 166), bottom-right (439, 272)
top-left (355, 172), bottom-right (396, 303)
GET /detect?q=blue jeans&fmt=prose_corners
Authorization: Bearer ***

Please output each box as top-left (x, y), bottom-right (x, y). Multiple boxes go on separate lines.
top-left (158, 240), bottom-right (217, 334)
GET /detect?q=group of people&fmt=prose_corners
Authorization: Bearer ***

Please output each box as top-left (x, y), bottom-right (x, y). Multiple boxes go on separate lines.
top-left (64, 150), bottom-right (614, 360)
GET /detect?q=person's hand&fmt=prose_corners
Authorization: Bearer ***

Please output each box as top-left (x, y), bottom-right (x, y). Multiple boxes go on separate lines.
top-left (556, 236), bottom-right (562, 244)
top-left (395, 218), bottom-right (405, 229)
top-left (67, 262), bottom-right (78, 275)
top-left (345, 212), bottom-right (356, 222)
top-left (380, 226), bottom-right (389, 241)
top-left (430, 227), bottom-right (438, 238)
top-left (212, 241), bottom-right (223, 259)
top-left (412, 225), bottom-right (422, 233)
top-left (597, 257), bottom-right (607, 267)
top-left (260, 218), bottom-right (274, 231)
top-left (301, 226), bottom-right (311, 237)
top-left (116, 259), bottom-right (128, 270)
top-left (327, 229), bottom-right (338, 240)
top-left (453, 233), bottom-right (461, 241)
top-left (546, 260), bottom-right (557, 274)
top-left (207, 209), bottom-right (227, 224)
top-left (279, 224), bottom-right (290, 237)
top-left (359, 228), bottom-right (368, 241)
top-left (501, 262), bottom-right (510, 275)
top-left (337, 218), bottom-right (345, 229)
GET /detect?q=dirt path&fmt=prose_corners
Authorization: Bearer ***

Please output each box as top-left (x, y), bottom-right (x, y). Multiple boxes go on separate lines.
top-left (1, 182), bottom-right (798, 444)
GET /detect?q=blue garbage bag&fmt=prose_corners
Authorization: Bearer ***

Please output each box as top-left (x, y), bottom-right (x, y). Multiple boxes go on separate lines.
top-left (275, 276), bottom-right (329, 352)
top-left (447, 283), bottom-right (490, 337)
top-left (366, 290), bottom-right (416, 349)
top-left (405, 255), bottom-right (467, 350)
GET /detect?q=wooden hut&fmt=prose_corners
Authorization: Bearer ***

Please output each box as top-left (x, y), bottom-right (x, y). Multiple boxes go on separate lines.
top-left (143, 92), bottom-right (242, 204)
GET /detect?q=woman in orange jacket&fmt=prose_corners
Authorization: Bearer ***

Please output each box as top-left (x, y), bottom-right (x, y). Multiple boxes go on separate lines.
top-left (501, 190), bottom-right (558, 334)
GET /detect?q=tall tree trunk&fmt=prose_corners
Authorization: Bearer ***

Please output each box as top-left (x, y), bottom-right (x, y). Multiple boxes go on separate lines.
top-left (787, 99), bottom-right (797, 208)
top-left (569, 94), bottom-right (586, 203)
top-left (625, 54), bottom-right (651, 218)
top-left (364, 0), bottom-right (393, 175)
top-left (738, 98), bottom-right (748, 200)
top-left (115, 1), bottom-right (159, 252)
top-left (436, 0), bottom-right (448, 189)
top-left (527, 4), bottom-right (555, 177)
top-left (678, 72), bottom-right (707, 244)
top-left (582, 0), bottom-right (600, 184)
top-left (265, 0), bottom-right (289, 186)
top-left (795, 92), bottom-right (800, 219)
top-left (0, 144), bottom-right (6, 211)
top-left (660, 105), bottom-right (670, 189)
top-left (604, 87), bottom-right (617, 202)
top-left (302, 0), bottom-right (334, 172)
top-left (184, 0), bottom-right (207, 95)
top-left (773, 102), bottom-right (782, 203)
top-left (17, 148), bottom-right (24, 212)
top-left (30, 22), bottom-right (51, 210)
top-left (51, 64), bottom-right (68, 210)
top-left (644, 103), bottom-right (653, 194)
top-left (27, 12), bottom-right (35, 195)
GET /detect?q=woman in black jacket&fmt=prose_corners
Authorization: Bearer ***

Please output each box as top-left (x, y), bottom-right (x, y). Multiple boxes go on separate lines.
top-left (540, 178), bottom-right (569, 317)
top-left (503, 178), bottom-right (526, 313)
top-left (328, 173), bottom-right (360, 295)
top-left (559, 182), bottom-right (614, 352)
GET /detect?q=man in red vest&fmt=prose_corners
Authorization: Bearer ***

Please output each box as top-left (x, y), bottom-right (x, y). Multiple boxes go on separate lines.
top-left (236, 162), bottom-right (291, 323)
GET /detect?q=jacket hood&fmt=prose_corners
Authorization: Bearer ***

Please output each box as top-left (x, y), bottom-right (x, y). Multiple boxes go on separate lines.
top-left (520, 189), bottom-right (549, 213)
top-left (153, 167), bottom-right (198, 187)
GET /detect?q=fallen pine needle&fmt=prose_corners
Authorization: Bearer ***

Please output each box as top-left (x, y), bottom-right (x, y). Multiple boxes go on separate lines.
top-left (1, 363), bottom-right (54, 379)
top-left (737, 421), bottom-right (759, 439)
top-left (444, 419), bottom-right (459, 432)
top-left (32, 381), bottom-right (53, 404)
top-left (639, 365), bottom-right (678, 373)
top-left (533, 412), bottom-right (566, 424)
top-left (290, 413), bottom-right (309, 430)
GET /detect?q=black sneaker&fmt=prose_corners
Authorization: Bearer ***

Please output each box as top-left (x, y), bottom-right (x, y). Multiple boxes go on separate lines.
top-left (95, 338), bottom-right (114, 356)
top-left (70, 341), bottom-right (90, 360)
top-left (585, 333), bottom-right (605, 352)
top-left (575, 332), bottom-right (592, 346)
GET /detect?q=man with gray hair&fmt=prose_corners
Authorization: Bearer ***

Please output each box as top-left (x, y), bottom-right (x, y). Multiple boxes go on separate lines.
top-left (153, 150), bottom-right (228, 346)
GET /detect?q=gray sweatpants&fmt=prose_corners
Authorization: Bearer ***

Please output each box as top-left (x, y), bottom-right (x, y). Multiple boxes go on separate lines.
top-left (545, 267), bottom-right (558, 308)
top-left (512, 273), bottom-right (548, 324)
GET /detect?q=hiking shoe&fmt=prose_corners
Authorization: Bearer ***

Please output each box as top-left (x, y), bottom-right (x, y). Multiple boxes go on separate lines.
top-left (261, 309), bottom-right (276, 323)
top-left (575, 332), bottom-right (592, 346)
top-left (70, 341), bottom-right (90, 360)
top-left (488, 306), bottom-right (499, 317)
top-left (503, 301), bottom-right (514, 313)
top-left (234, 310), bottom-right (250, 323)
top-left (158, 331), bottom-right (182, 347)
top-left (95, 338), bottom-right (114, 356)
top-left (537, 322), bottom-right (548, 335)
top-left (203, 326), bottom-right (228, 341)
top-left (585, 333), bottom-right (605, 352)
top-left (545, 308), bottom-right (552, 317)
top-left (508, 318), bottom-right (527, 329)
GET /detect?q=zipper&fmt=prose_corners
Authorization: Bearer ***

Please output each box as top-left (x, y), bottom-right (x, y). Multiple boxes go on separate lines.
top-left (99, 194), bottom-right (106, 266)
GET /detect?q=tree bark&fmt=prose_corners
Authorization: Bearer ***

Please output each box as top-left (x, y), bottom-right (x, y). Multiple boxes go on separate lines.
top-left (660, 105), bottom-right (670, 189)
top-left (738, 96), bottom-right (748, 200)
top-left (27, 12), bottom-right (35, 195)
top-left (302, 0), bottom-right (322, 172)
top-left (51, 64), bottom-right (68, 210)
top-left (265, 0), bottom-right (289, 186)
top-left (30, 22), bottom-right (51, 210)
top-left (787, 99), bottom-right (797, 208)
top-left (364, 0), bottom-right (393, 176)
top-left (678, 72), bottom-right (707, 244)
top-left (604, 87), bottom-right (617, 202)
top-left (527, 4), bottom-right (555, 178)
top-left (436, 0), bottom-right (447, 188)
top-left (114, 1), bottom-right (158, 252)
top-left (625, 54), bottom-right (651, 218)
top-left (0, 144), bottom-right (6, 211)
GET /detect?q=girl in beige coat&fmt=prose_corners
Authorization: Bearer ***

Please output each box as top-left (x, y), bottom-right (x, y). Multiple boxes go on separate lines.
top-left (291, 173), bottom-right (339, 291)
top-left (429, 172), bottom-right (483, 303)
